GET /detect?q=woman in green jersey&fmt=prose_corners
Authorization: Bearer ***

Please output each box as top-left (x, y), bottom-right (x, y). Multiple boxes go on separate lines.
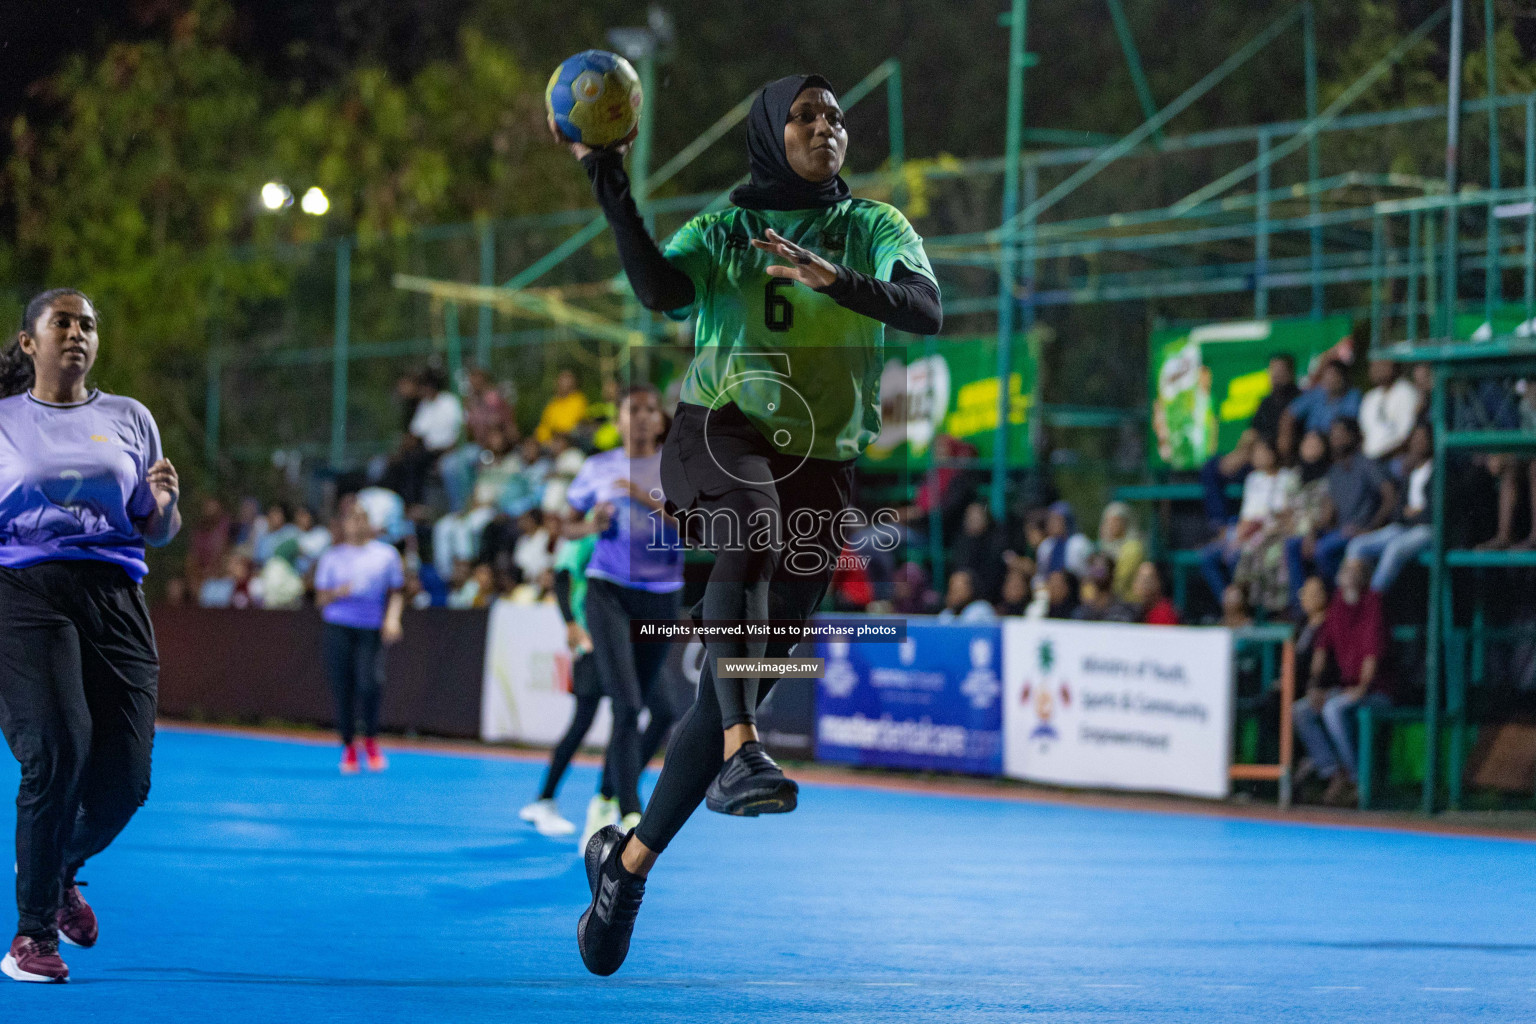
top-left (557, 73), bottom-right (941, 976)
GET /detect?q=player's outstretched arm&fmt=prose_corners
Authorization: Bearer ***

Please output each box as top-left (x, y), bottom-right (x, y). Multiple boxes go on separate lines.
top-left (551, 120), bottom-right (696, 314)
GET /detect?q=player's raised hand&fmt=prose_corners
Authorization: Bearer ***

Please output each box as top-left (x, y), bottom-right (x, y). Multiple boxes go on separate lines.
top-left (752, 228), bottom-right (838, 290)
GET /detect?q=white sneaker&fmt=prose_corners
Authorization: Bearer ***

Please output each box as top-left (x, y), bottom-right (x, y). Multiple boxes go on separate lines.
top-left (518, 798), bottom-right (576, 837)
top-left (580, 796), bottom-right (620, 849)
top-left (620, 812), bottom-right (641, 831)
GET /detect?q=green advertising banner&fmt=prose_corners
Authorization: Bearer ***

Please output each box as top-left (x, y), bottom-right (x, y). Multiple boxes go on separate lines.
top-left (1149, 316), bottom-right (1353, 470)
top-left (863, 337), bottom-right (1036, 469)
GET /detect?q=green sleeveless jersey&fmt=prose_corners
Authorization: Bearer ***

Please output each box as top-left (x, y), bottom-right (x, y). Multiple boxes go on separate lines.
top-left (661, 199), bottom-right (936, 462)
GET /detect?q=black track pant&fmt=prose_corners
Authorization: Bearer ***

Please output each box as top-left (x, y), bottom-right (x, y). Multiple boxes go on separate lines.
top-left (322, 623), bottom-right (384, 746)
top-left (0, 562), bottom-right (157, 939)
top-left (634, 574), bottom-right (830, 854)
top-left (584, 579), bottom-right (679, 817)
top-left (539, 656), bottom-right (616, 801)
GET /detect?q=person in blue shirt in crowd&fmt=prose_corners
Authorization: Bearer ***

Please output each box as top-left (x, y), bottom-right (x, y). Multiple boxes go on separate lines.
top-left (1279, 359), bottom-right (1361, 459)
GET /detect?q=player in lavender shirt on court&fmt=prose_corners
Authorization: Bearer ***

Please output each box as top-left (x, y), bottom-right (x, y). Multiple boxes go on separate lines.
top-left (564, 384), bottom-right (683, 839)
top-left (313, 501), bottom-right (406, 775)
top-left (0, 289), bottom-right (181, 983)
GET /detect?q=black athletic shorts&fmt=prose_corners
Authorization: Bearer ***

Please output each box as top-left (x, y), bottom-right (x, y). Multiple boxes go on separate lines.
top-left (660, 401), bottom-right (857, 571)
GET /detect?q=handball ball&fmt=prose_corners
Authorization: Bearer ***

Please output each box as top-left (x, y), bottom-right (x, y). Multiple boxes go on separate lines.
top-left (545, 50), bottom-right (643, 148)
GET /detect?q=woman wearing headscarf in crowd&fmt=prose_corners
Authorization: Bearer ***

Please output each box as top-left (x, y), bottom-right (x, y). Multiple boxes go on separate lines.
top-left (559, 71), bottom-right (942, 974)
top-left (1095, 501), bottom-right (1144, 603)
top-left (1232, 429), bottom-right (1333, 615)
top-left (1032, 501), bottom-right (1092, 588)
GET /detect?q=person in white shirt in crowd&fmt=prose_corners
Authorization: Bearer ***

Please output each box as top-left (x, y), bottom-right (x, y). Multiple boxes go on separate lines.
top-left (386, 367), bottom-right (464, 505)
top-left (1345, 423), bottom-right (1433, 593)
top-left (292, 506), bottom-right (333, 573)
top-left (512, 509), bottom-right (557, 585)
top-left (1198, 435), bottom-right (1298, 601)
top-left (1358, 359), bottom-right (1421, 465)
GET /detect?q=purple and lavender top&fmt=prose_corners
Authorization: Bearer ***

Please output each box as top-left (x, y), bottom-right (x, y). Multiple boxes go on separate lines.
top-left (566, 448), bottom-right (682, 593)
top-left (0, 390), bottom-right (163, 582)
top-left (314, 540), bottom-right (405, 630)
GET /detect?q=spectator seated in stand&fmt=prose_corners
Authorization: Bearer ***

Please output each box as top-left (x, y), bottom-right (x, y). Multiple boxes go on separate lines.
top-left (1358, 358), bottom-right (1421, 466)
top-left (1131, 562), bottom-right (1180, 625)
top-left (449, 562), bottom-right (498, 609)
top-left (1283, 417), bottom-right (1395, 608)
top-left (1233, 428), bottom-right (1333, 616)
top-left (890, 562), bottom-right (939, 615)
top-left (1072, 553), bottom-right (1137, 623)
top-left (1292, 556), bottom-right (1394, 807)
top-left (1345, 423), bottom-right (1433, 594)
top-left (199, 551), bottom-right (261, 609)
top-left (253, 503), bottom-right (300, 565)
top-left (1033, 501), bottom-right (1093, 586)
top-left (292, 506), bottom-right (332, 574)
top-left (1199, 435), bottom-right (1298, 602)
top-left (1218, 583), bottom-right (1254, 629)
top-left (994, 563), bottom-right (1032, 617)
top-left (1200, 352), bottom-right (1301, 529)
top-left (582, 377), bottom-right (622, 451)
top-left (1036, 568), bottom-right (1080, 620)
top-left (185, 496), bottom-right (232, 596)
top-left (439, 365), bottom-right (516, 513)
top-left (1096, 501), bottom-right (1145, 603)
top-left (1278, 359), bottom-right (1360, 461)
top-left (896, 434), bottom-right (980, 548)
top-left (432, 426), bottom-right (517, 580)
top-left (386, 367), bottom-right (464, 506)
top-left (256, 542), bottom-right (306, 609)
top-left (535, 368), bottom-right (589, 443)
top-left (1291, 576), bottom-right (1334, 701)
top-left (936, 568), bottom-right (998, 622)
top-left (949, 501), bottom-right (1009, 604)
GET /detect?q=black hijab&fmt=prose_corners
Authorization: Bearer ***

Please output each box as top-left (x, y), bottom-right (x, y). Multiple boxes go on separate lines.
top-left (729, 74), bottom-right (853, 212)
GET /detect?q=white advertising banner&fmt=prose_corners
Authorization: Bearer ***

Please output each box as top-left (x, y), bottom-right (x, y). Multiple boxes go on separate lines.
top-left (1002, 620), bottom-right (1233, 799)
top-left (480, 600), bottom-right (611, 746)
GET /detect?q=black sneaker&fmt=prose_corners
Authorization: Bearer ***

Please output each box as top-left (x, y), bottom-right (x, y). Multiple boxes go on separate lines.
top-left (577, 825), bottom-right (645, 977)
top-left (705, 741), bottom-right (798, 816)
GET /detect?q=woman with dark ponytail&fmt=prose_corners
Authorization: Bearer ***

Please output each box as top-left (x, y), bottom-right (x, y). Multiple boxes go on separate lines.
top-left (0, 289), bottom-right (180, 983)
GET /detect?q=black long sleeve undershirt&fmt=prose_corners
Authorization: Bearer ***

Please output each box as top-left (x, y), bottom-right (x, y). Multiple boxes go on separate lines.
top-left (552, 569), bottom-right (576, 625)
top-left (581, 150), bottom-right (942, 335)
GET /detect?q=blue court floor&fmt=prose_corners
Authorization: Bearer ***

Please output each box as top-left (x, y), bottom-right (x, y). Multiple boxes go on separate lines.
top-left (0, 727), bottom-right (1532, 1022)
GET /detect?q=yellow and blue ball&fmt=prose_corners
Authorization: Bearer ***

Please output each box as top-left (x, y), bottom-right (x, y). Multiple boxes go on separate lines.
top-left (545, 50), bottom-right (643, 148)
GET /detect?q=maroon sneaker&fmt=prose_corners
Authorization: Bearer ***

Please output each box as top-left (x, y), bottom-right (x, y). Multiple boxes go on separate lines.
top-left (2, 935), bottom-right (68, 983)
top-left (56, 881), bottom-right (97, 948)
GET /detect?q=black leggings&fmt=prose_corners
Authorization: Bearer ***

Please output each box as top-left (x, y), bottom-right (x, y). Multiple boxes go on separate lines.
top-left (634, 573), bottom-right (828, 854)
top-left (539, 656), bottom-right (616, 801)
top-left (584, 580), bottom-right (679, 816)
top-left (661, 402), bottom-right (856, 732)
top-left (0, 562), bottom-right (157, 939)
top-left (322, 623), bottom-right (384, 746)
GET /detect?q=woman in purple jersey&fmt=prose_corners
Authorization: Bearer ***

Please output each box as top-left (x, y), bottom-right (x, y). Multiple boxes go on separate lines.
top-left (0, 289), bottom-right (181, 983)
top-left (314, 502), bottom-right (406, 774)
top-left (563, 385), bottom-right (683, 837)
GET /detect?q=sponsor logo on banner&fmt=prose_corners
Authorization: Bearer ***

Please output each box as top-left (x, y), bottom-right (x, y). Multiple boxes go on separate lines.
top-left (815, 619), bottom-right (1003, 776)
top-left (1003, 620), bottom-right (1232, 799)
top-left (480, 600), bottom-right (612, 745)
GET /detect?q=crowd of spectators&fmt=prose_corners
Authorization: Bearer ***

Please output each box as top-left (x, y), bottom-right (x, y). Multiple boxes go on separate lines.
top-left (172, 362), bottom-right (622, 615)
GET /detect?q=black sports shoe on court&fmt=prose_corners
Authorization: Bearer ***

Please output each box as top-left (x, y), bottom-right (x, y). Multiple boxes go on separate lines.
top-left (577, 825), bottom-right (645, 977)
top-left (705, 741), bottom-right (798, 816)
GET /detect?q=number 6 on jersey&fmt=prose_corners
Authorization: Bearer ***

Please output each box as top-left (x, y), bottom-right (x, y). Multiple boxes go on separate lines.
top-left (764, 278), bottom-right (794, 332)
